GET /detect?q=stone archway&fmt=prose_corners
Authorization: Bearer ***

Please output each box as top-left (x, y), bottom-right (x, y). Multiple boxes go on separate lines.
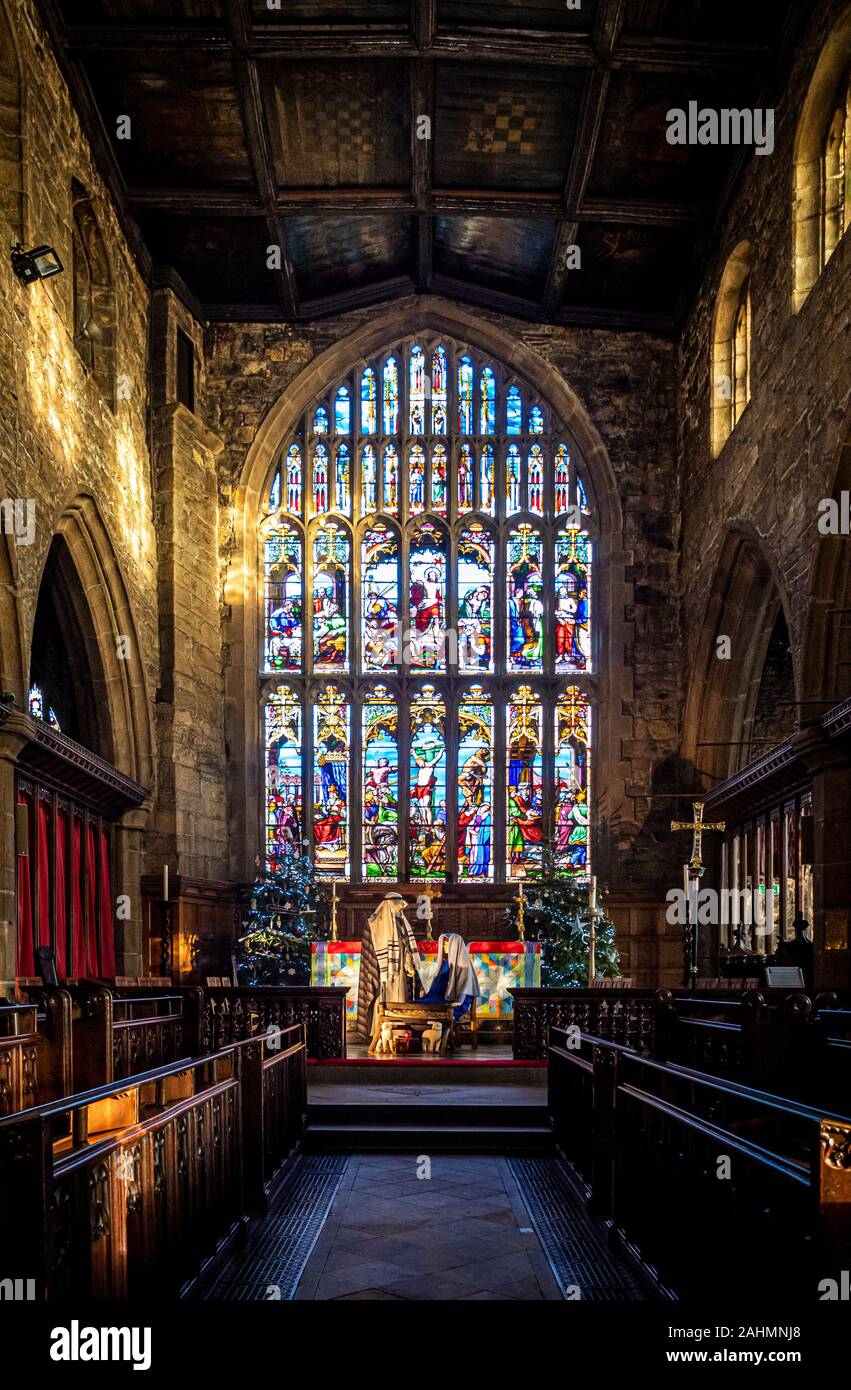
top-left (801, 431), bottom-right (851, 710)
top-left (45, 495), bottom-right (154, 788)
top-left (223, 296), bottom-right (627, 882)
top-left (682, 524), bottom-right (798, 787)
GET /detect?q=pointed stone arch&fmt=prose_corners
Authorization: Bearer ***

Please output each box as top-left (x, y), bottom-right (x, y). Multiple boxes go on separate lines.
top-left (682, 524), bottom-right (798, 787)
top-left (801, 431), bottom-right (851, 708)
top-left (224, 297), bottom-right (626, 880)
top-left (36, 495), bottom-right (154, 789)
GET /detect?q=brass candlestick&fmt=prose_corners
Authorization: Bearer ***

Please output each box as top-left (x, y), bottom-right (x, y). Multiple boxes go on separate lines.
top-left (514, 880), bottom-right (526, 942)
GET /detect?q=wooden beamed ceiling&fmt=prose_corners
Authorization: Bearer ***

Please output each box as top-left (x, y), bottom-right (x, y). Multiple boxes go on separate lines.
top-left (37, 0), bottom-right (807, 333)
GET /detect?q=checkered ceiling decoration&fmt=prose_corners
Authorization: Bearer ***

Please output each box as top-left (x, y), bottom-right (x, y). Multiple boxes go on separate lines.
top-left (47, 0), bottom-right (804, 330)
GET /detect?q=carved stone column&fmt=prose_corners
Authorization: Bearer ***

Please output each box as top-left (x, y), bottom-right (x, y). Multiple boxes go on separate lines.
top-left (0, 712), bottom-right (30, 989)
top-left (114, 806), bottom-right (150, 977)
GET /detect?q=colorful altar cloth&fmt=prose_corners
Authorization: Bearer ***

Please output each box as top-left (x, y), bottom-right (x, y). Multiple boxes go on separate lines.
top-left (311, 940), bottom-right (540, 1025)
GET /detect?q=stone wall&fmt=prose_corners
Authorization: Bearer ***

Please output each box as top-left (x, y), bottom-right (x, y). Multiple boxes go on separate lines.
top-left (0, 0), bottom-right (156, 977)
top-left (678, 0), bottom-right (851, 721)
top-left (677, 0), bottom-right (851, 989)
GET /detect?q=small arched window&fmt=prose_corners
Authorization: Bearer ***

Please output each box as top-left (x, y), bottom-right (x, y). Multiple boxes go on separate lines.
top-left (793, 14), bottom-right (851, 309)
top-left (71, 181), bottom-right (116, 406)
top-left (711, 242), bottom-right (753, 457)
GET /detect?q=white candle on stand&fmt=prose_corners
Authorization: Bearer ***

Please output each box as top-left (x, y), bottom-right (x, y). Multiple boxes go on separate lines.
top-left (588, 875), bottom-right (597, 985)
top-left (163, 864), bottom-right (169, 902)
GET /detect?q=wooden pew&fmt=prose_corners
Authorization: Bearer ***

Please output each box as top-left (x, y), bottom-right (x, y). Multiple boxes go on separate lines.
top-left (69, 984), bottom-right (204, 1091)
top-left (0, 1023), bottom-right (307, 1299)
top-left (202, 985), bottom-right (348, 1060)
top-left (2, 993), bottom-right (72, 1114)
top-left (548, 1024), bottom-right (851, 1300)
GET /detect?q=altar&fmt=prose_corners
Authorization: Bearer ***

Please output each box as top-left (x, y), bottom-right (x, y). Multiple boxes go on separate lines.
top-left (311, 939), bottom-right (540, 1035)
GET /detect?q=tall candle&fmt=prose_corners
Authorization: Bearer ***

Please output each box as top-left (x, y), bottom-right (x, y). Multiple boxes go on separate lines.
top-left (163, 864), bottom-right (169, 902)
top-left (683, 864), bottom-right (691, 914)
top-left (588, 875), bottom-right (597, 985)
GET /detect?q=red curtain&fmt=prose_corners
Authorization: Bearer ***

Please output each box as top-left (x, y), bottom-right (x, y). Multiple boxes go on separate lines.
top-left (98, 829), bottom-right (115, 979)
top-left (71, 819), bottom-right (85, 977)
top-left (37, 800), bottom-right (51, 949)
top-left (16, 794), bottom-right (34, 977)
top-left (55, 809), bottom-right (68, 979)
top-left (85, 824), bottom-right (99, 976)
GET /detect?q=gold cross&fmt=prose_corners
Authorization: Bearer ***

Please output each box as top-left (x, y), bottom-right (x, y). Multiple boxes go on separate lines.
top-left (671, 801), bottom-right (726, 872)
top-left (420, 883), bottom-right (441, 941)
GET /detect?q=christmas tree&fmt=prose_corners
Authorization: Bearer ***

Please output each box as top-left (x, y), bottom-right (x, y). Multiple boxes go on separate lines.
top-left (235, 846), bottom-right (331, 986)
top-left (507, 843), bottom-right (620, 987)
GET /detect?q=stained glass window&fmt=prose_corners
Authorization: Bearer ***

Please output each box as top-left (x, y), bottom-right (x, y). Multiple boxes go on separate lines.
top-left (507, 526), bottom-right (543, 672)
top-left (381, 444), bottom-right (399, 513)
top-left (361, 368), bottom-right (377, 435)
top-left (554, 444), bottom-right (570, 514)
top-left (28, 684), bottom-right (44, 720)
top-left (409, 344), bottom-right (426, 435)
top-left (285, 444), bottom-right (302, 514)
top-left (458, 355), bottom-right (474, 434)
top-left (362, 523), bottom-right (399, 670)
top-left (334, 444), bottom-right (351, 513)
top-left (480, 443), bottom-right (495, 514)
top-left (409, 521), bottom-right (447, 670)
top-left (410, 686), bottom-right (447, 878)
top-left (264, 521), bottom-right (303, 671)
top-left (265, 687), bottom-right (302, 869)
top-left (554, 687), bottom-right (590, 878)
top-left (362, 686), bottom-right (399, 880)
top-left (555, 528), bottom-right (591, 673)
top-left (458, 523), bottom-right (493, 673)
top-left (458, 687), bottom-right (493, 882)
top-left (458, 443), bottom-right (474, 513)
top-left (312, 523), bottom-right (349, 671)
top-left (361, 444), bottom-right (378, 513)
top-left (507, 686), bottom-right (543, 880)
top-left (409, 444), bottom-right (426, 514)
top-left (506, 385), bottom-right (522, 435)
top-left (431, 346), bottom-right (447, 434)
top-left (261, 337), bottom-right (595, 886)
top-left (312, 443), bottom-right (329, 514)
top-left (313, 685), bottom-right (349, 877)
top-left (383, 357), bottom-right (399, 435)
top-left (430, 443), bottom-right (448, 516)
top-left (334, 386), bottom-right (351, 435)
top-left (528, 444), bottom-right (544, 514)
top-left (506, 444), bottom-right (521, 515)
top-left (479, 366), bottom-right (495, 435)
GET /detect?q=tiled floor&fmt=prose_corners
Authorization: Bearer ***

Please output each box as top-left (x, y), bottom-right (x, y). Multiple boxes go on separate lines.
top-left (293, 1154), bottom-right (563, 1301)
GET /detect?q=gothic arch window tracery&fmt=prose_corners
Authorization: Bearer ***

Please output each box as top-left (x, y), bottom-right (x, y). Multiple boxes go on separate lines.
top-left (260, 336), bottom-right (595, 885)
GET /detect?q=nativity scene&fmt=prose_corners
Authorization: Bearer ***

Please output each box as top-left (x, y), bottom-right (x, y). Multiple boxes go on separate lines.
top-left (0, 0), bottom-right (849, 1343)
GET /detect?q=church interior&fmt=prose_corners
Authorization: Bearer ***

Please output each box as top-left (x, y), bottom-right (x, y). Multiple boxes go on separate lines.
top-left (0, 0), bottom-right (850, 1340)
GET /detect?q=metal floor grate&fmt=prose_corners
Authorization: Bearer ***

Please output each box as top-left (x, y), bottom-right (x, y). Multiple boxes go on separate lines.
top-left (191, 1155), bottom-right (349, 1301)
top-left (508, 1156), bottom-right (664, 1301)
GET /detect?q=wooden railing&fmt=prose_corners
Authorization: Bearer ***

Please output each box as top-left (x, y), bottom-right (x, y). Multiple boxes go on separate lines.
top-left (0, 1024), bottom-right (307, 1299)
top-left (203, 985), bottom-right (347, 1060)
top-left (548, 1025), bottom-right (851, 1299)
top-left (512, 987), bottom-right (659, 1059)
top-left (59, 984), bottom-right (204, 1092)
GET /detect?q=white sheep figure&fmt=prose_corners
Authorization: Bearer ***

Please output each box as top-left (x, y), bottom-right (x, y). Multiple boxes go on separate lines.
top-left (421, 1021), bottom-right (443, 1053)
top-left (375, 1022), bottom-right (397, 1055)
